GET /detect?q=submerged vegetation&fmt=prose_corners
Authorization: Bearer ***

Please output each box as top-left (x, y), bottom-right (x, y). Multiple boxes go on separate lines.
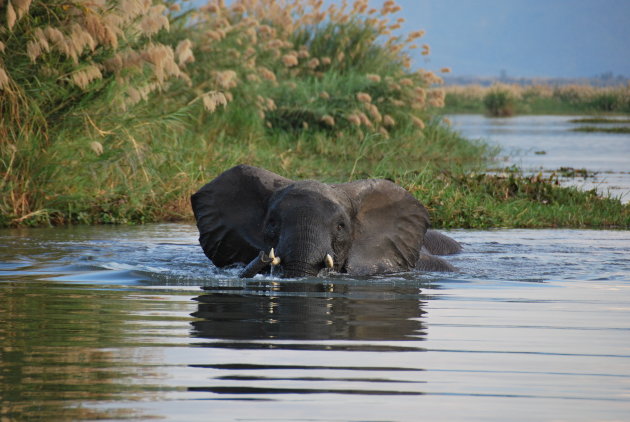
top-left (571, 126), bottom-right (630, 134)
top-left (569, 117), bottom-right (630, 124)
top-left (1, 0), bottom-right (627, 228)
top-left (444, 83), bottom-right (630, 115)
top-left (568, 117), bottom-right (630, 133)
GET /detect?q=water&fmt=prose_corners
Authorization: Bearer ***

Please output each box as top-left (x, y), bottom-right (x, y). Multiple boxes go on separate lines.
top-left (1, 223), bottom-right (629, 421)
top-left (449, 114), bottom-right (630, 202)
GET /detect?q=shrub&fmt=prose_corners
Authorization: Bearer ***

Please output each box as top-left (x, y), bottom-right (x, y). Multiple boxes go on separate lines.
top-left (483, 85), bottom-right (518, 117)
top-left (588, 92), bottom-right (619, 112)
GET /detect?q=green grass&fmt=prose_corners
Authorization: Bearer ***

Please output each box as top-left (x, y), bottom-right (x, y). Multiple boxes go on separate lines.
top-left (1, 1), bottom-right (628, 229)
top-left (406, 170), bottom-right (628, 228)
top-left (5, 114), bottom-right (627, 229)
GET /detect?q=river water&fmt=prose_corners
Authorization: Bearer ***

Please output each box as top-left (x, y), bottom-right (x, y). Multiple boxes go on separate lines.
top-left (1, 223), bottom-right (629, 421)
top-left (449, 114), bottom-right (630, 202)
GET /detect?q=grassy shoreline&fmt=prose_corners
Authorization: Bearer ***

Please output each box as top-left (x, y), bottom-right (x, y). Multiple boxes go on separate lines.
top-left (444, 83), bottom-right (630, 116)
top-left (1, 1), bottom-right (628, 229)
top-left (571, 126), bottom-right (630, 134)
top-left (3, 121), bottom-right (627, 229)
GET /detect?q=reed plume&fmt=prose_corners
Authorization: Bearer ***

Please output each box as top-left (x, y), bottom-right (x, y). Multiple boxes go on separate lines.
top-left (1, 0), bottom-right (448, 226)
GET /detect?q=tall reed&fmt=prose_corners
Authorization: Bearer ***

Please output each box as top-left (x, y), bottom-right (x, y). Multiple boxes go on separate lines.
top-left (1, 1), bottom-right (624, 228)
top-left (171, 0), bottom-right (449, 139)
top-left (0, 0), bottom-right (199, 224)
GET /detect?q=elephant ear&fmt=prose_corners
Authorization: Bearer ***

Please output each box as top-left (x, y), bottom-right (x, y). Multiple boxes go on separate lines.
top-left (191, 165), bottom-right (292, 267)
top-left (423, 229), bottom-right (462, 255)
top-left (335, 179), bottom-right (430, 275)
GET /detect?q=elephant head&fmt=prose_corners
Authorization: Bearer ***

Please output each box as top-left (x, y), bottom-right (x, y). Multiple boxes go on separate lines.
top-left (191, 165), bottom-right (451, 278)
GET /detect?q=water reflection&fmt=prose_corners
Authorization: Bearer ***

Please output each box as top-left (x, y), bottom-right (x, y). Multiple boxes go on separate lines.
top-left (2, 224), bottom-right (629, 420)
top-left (191, 280), bottom-right (427, 343)
top-left (188, 280), bottom-right (429, 397)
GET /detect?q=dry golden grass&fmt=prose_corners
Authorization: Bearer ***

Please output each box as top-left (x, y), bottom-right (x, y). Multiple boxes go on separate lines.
top-left (186, 0), bottom-right (445, 134)
top-left (1, 0), bottom-right (194, 134)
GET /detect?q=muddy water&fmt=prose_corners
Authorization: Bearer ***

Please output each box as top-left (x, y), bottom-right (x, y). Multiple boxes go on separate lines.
top-left (449, 114), bottom-right (630, 202)
top-left (1, 223), bottom-right (629, 421)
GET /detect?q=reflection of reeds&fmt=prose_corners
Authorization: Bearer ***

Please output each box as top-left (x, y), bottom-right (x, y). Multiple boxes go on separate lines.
top-left (0, 285), bottom-right (168, 420)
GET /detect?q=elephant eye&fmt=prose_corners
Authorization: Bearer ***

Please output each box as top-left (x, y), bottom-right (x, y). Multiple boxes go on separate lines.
top-left (336, 222), bottom-right (345, 232)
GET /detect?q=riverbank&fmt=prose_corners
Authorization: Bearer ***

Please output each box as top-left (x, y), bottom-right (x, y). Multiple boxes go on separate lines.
top-left (449, 114), bottom-right (630, 219)
top-left (1, 1), bottom-right (627, 229)
top-left (2, 121), bottom-right (626, 229)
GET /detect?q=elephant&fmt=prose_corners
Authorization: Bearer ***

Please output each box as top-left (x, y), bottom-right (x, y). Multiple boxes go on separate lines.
top-left (191, 165), bottom-right (461, 278)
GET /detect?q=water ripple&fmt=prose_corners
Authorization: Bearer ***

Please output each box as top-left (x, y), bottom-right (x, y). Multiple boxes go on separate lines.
top-left (1, 224), bottom-right (629, 421)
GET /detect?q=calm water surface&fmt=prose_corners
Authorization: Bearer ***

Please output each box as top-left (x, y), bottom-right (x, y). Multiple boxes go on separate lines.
top-left (449, 114), bottom-right (630, 202)
top-left (1, 223), bottom-right (629, 421)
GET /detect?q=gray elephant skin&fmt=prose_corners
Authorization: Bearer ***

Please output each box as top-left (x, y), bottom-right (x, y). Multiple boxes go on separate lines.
top-left (191, 165), bottom-right (461, 278)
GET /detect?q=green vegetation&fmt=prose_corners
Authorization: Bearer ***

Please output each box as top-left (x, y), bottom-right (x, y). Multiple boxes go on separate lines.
top-left (571, 126), bottom-right (630, 134)
top-left (444, 83), bottom-right (630, 115)
top-left (556, 167), bottom-right (595, 178)
top-left (568, 117), bottom-right (630, 134)
top-left (395, 169), bottom-right (627, 228)
top-left (482, 87), bottom-right (516, 117)
top-left (1, 1), bottom-right (627, 229)
top-left (569, 117), bottom-right (630, 124)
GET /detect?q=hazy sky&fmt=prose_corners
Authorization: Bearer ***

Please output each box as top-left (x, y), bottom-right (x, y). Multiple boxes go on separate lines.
top-left (190, 0), bottom-right (630, 78)
top-left (396, 0), bottom-right (630, 78)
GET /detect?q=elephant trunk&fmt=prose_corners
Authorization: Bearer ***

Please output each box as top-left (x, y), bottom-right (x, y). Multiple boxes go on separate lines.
top-left (276, 240), bottom-right (329, 278)
top-left (239, 250), bottom-right (332, 279)
top-left (238, 250), bottom-right (275, 278)
top-left (273, 217), bottom-right (335, 278)
top-left (280, 260), bottom-right (321, 278)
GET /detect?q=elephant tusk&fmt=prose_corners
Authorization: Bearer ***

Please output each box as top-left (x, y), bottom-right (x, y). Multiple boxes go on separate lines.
top-left (269, 248), bottom-right (281, 266)
top-left (325, 254), bottom-right (334, 269)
